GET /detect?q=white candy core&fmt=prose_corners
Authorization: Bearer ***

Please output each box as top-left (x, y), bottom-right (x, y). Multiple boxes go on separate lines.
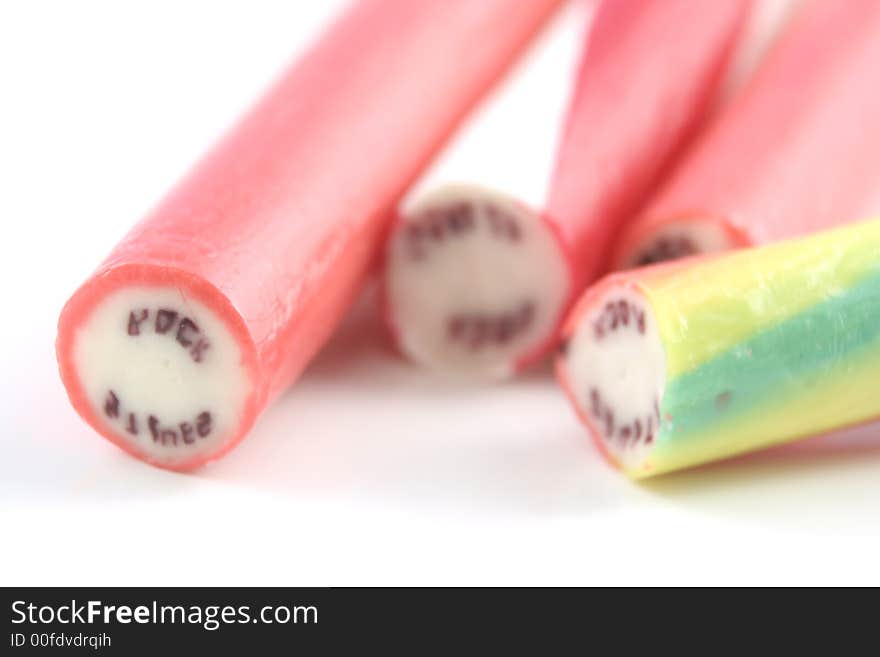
top-left (386, 184), bottom-right (570, 379)
top-left (564, 286), bottom-right (666, 469)
top-left (624, 218), bottom-right (734, 268)
top-left (72, 287), bottom-right (251, 466)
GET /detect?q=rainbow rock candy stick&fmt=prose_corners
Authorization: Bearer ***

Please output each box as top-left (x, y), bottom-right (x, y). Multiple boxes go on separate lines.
top-left (557, 219), bottom-right (880, 478)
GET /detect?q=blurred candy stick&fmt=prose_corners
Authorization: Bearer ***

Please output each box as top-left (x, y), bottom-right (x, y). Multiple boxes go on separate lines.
top-left (614, 0), bottom-right (880, 268)
top-left (558, 218), bottom-right (880, 478)
top-left (382, 0), bottom-right (750, 380)
top-left (56, 0), bottom-right (562, 470)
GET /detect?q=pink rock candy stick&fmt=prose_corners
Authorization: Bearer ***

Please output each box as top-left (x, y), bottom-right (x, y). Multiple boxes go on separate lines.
top-left (382, 0), bottom-right (749, 379)
top-left (614, 0), bottom-right (880, 268)
top-left (56, 0), bottom-right (561, 470)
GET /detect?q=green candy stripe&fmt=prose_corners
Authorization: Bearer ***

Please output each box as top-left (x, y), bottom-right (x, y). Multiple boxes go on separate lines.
top-left (657, 266), bottom-right (880, 445)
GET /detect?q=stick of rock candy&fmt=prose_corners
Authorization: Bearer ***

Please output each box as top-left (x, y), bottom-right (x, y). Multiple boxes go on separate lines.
top-left (558, 219), bottom-right (880, 478)
top-left (614, 0), bottom-right (880, 268)
top-left (56, 0), bottom-right (562, 470)
top-left (382, 0), bottom-right (749, 379)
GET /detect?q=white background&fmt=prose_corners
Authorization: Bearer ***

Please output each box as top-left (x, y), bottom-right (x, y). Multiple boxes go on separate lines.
top-left (2, 0), bottom-right (880, 586)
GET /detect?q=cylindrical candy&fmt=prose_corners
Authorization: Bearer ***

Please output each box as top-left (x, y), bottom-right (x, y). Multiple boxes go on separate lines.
top-left (614, 0), bottom-right (880, 268)
top-left (56, 0), bottom-right (561, 470)
top-left (382, 0), bottom-right (749, 380)
top-left (558, 218), bottom-right (880, 478)
top-left (381, 0), bottom-right (593, 380)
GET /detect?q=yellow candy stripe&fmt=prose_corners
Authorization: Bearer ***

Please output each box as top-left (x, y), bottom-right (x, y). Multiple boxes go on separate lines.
top-left (644, 219), bottom-right (880, 379)
top-left (631, 331), bottom-right (880, 477)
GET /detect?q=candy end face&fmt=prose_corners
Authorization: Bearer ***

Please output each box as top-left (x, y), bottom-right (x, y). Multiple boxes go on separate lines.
top-left (558, 282), bottom-right (665, 474)
top-left (57, 267), bottom-right (258, 470)
top-left (620, 217), bottom-right (738, 269)
top-left (384, 184), bottom-right (570, 380)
